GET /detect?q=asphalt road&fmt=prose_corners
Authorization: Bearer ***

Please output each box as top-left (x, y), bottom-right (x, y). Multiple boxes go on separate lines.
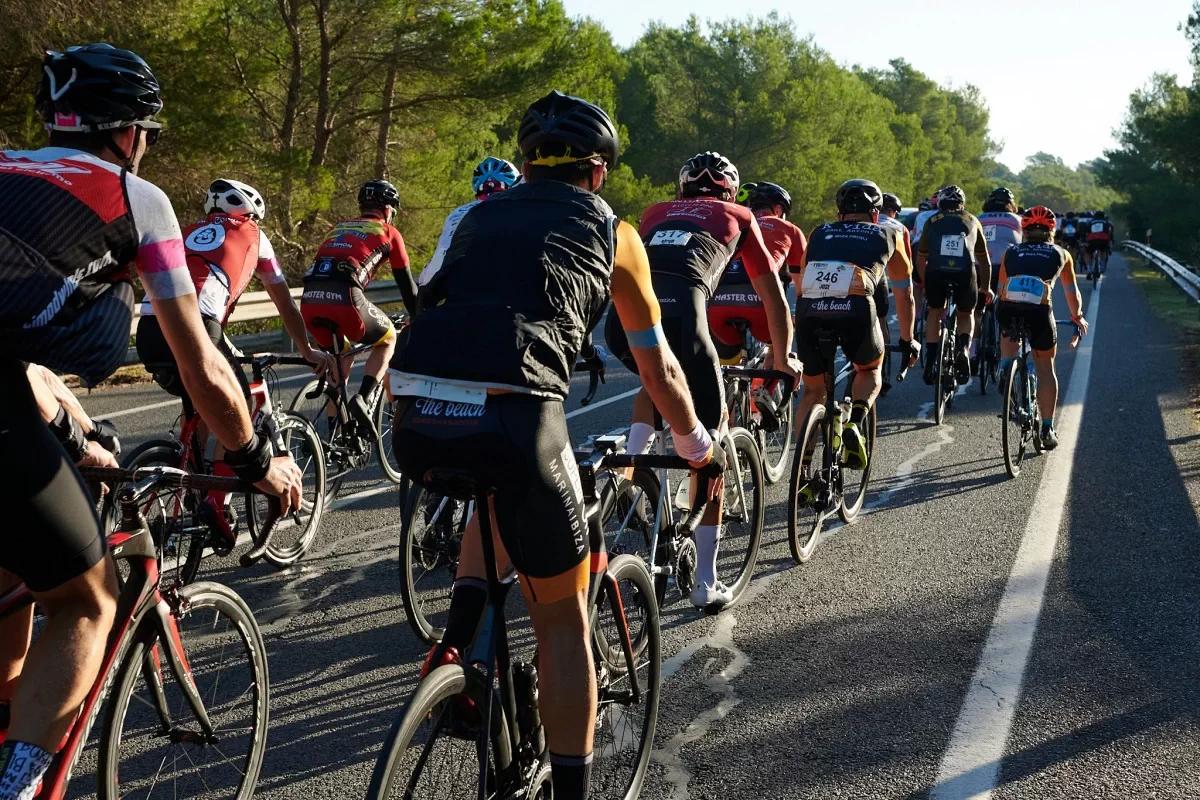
top-left (67, 252), bottom-right (1200, 799)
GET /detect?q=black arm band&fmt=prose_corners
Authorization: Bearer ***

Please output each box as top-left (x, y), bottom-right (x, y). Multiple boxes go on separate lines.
top-left (49, 407), bottom-right (91, 463)
top-left (224, 433), bottom-right (272, 484)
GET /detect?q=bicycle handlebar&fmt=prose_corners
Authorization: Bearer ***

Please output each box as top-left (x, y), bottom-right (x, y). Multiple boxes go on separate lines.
top-left (720, 366), bottom-right (797, 406)
top-left (574, 345), bottom-right (608, 407)
top-left (886, 342), bottom-right (921, 383)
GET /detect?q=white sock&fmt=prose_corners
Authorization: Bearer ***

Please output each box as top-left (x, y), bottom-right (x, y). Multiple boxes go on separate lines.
top-left (694, 524), bottom-right (721, 588)
top-left (0, 741), bottom-right (53, 800)
top-left (627, 422), bottom-right (655, 455)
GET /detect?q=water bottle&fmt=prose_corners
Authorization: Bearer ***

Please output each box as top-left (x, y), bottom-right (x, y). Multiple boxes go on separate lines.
top-left (512, 661), bottom-right (546, 754)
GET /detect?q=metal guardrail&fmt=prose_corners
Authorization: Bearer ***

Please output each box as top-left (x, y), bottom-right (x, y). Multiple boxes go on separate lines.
top-left (122, 281), bottom-right (403, 365)
top-left (1122, 241), bottom-right (1200, 303)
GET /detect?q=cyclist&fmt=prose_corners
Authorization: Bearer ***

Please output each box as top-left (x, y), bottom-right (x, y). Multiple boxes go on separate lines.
top-left (911, 189), bottom-right (942, 314)
top-left (1085, 209), bottom-right (1114, 274)
top-left (996, 206), bottom-right (1088, 449)
top-left (794, 179), bottom-right (919, 479)
top-left (1075, 210), bottom-right (1093, 270)
top-left (137, 177), bottom-right (335, 545)
top-left (976, 186), bottom-right (1023, 371)
top-left (606, 150), bottom-right (796, 611)
top-left (916, 185), bottom-right (992, 384)
top-left (472, 155), bottom-right (521, 200)
top-left (0, 44), bottom-right (300, 798)
top-left (873, 192), bottom-right (912, 389)
top-left (301, 179), bottom-right (418, 433)
top-left (389, 90), bottom-right (723, 800)
top-left (706, 180), bottom-right (806, 423)
top-left (1057, 210), bottom-right (1080, 262)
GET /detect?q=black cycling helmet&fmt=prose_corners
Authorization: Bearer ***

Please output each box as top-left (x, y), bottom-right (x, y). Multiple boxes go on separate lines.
top-left (1094, 209), bottom-right (1106, 219)
top-left (749, 181), bottom-right (792, 214)
top-left (918, 198), bottom-right (932, 211)
top-left (358, 179), bottom-right (400, 210)
top-left (1065, 210), bottom-right (1076, 218)
top-left (835, 178), bottom-right (883, 214)
top-left (937, 185), bottom-right (966, 210)
top-left (679, 151), bottom-right (740, 199)
top-left (988, 186), bottom-right (1015, 204)
top-left (518, 90), bottom-right (619, 168)
top-left (881, 192), bottom-right (902, 214)
top-left (37, 43), bottom-right (163, 132)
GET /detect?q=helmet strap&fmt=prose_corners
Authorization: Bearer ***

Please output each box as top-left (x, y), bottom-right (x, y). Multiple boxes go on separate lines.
top-left (106, 128), bottom-right (138, 173)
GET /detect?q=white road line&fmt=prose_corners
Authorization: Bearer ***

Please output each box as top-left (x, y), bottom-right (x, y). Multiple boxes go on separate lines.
top-left (931, 280), bottom-right (1103, 799)
top-left (100, 370), bottom-right (320, 420)
top-left (565, 388), bottom-right (640, 419)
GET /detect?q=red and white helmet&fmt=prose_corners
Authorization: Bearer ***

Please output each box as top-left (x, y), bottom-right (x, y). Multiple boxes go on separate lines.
top-left (205, 178), bottom-right (266, 221)
top-left (679, 151), bottom-right (739, 199)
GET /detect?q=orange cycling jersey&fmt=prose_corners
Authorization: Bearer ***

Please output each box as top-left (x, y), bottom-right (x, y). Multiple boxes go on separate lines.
top-left (307, 215), bottom-right (410, 288)
top-left (757, 214), bottom-right (807, 274)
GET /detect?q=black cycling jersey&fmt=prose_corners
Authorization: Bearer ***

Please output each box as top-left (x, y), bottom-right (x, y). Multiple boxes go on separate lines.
top-left (394, 180), bottom-right (616, 400)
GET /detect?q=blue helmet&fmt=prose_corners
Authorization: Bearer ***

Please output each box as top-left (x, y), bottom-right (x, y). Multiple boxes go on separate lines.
top-left (473, 157), bottom-right (520, 198)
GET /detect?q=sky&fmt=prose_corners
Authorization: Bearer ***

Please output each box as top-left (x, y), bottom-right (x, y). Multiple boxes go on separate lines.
top-left (559, 0), bottom-right (1196, 173)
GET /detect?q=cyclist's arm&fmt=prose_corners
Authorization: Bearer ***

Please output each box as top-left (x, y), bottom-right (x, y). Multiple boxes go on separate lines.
top-left (151, 293), bottom-right (254, 451)
top-left (915, 226), bottom-right (929, 282)
top-left (388, 228), bottom-right (419, 315)
top-left (740, 216), bottom-right (792, 368)
top-left (258, 231), bottom-right (321, 363)
top-left (25, 363), bottom-right (91, 433)
top-left (610, 220), bottom-right (702, 438)
top-left (1060, 252), bottom-right (1084, 320)
top-left (973, 221), bottom-right (992, 293)
top-left (887, 243), bottom-right (916, 341)
top-left (901, 225), bottom-right (913, 262)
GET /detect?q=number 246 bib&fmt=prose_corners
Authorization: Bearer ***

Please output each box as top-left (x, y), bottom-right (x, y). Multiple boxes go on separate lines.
top-left (802, 261), bottom-right (857, 298)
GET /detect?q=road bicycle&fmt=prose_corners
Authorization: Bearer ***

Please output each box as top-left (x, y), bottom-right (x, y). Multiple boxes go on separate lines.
top-left (368, 438), bottom-right (691, 800)
top-left (788, 337), bottom-right (913, 563)
top-left (719, 323), bottom-right (796, 483)
top-left (290, 314), bottom-right (407, 505)
top-left (597, 409), bottom-right (764, 610)
top-left (116, 352), bottom-right (326, 585)
top-left (977, 300), bottom-right (1001, 395)
top-left (1000, 317), bottom-right (1082, 478)
top-left (1087, 246), bottom-right (1110, 286)
top-left (3, 467), bottom-right (273, 799)
top-left (927, 293), bottom-right (962, 425)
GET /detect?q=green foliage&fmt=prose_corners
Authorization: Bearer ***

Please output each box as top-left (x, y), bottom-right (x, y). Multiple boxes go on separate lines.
top-left (987, 152), bottom-right (1123, 214)
top-left (0, 5), bottom-right (1003, 269)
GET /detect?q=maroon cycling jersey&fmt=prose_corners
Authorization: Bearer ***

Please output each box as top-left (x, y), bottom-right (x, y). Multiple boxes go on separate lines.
top-left (639, 197), bottom-right (773, 297)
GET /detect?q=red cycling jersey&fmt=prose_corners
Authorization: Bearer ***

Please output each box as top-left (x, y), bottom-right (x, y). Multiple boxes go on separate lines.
top-left (639, 197), bottom-right (773, 296)
top-left (306, 214), bottom-right (410, 288)
top-left (756, 213), bottom-right (807, 274)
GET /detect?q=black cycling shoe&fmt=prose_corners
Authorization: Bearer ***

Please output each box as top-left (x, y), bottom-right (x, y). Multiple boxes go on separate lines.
top-left (970, 352), bottom-right (980, 376)
top-left (923, 350), bottom-right (938, 386)
top-left (349, 393), bottom-right (375, 436)
top-left (955, 350), bottom-right (971, 384)
top-left (1040, 427), bottom-right (1059, 451)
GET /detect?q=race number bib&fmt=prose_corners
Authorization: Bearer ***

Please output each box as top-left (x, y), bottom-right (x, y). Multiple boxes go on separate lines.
top-left (801, 261), bottom-right (855, 298)
top-left (649, 229), bottom-right (692, 247)
top-left (1091, 222), bottom-right (1106, 234)
top-left (1005, 275), bottom-right (1047, 305)
top-left (940, 234), bottom-right (966, 257)
top-left (984, 225), bottom-right (998, 242)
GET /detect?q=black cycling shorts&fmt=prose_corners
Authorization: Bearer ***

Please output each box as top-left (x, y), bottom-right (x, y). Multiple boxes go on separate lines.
top-left (391, 394), bottom-right (588, 605)
top-left (873, 280), bottom-right (889, 319)
top-left (795, 295), bottom-right (883, 376)
top-left (0, 359), bottom-right (106, 592)
top-left (925, 266), bottom-right (982, 312)
top-left (1086, 240), bottom-right (1111, 255)
top-left (605, 274), bottom-right (724, 430)
top-left (136, 314), bottom-right (249, 407)
top-left (998, 301), bottom-right (1056, 352)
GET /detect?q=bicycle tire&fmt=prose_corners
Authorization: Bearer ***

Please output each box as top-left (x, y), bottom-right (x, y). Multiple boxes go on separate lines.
top-left (838, 401), bottom-right (877, 523)
top-left (372, 388), bottom-right (404, 484)
top-left (292, 377), bottom-right (348, 504)
top-left (979, 310), bottom-right (994, 395)
top-left (116, 440), bottom-right (207, 587)
top-left (98, 581), bottom-right (270, 800)
top-left (1001, 359), bottom-right (1025, 478)
top-left (367, 662), bottom-right (512, 799)
top-left (717, 428), bottom-right (764, 605)
top-left (247, 413), bottom-right (327, 568)
top-left (590, 553), bottom-right (662, 800)
top-left (399, 484), bottom-right (466, 644)
top-left (788, 403), bottom-right (827, 564)
top-left (758, 393), bottom-right (796, 485)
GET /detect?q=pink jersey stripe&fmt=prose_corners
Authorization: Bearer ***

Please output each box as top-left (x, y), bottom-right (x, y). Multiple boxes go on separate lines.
top-left (136, 237), bottom-right (187, 274)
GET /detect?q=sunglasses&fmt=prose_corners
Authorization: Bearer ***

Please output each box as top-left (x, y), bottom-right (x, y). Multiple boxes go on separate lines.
top-left (133, 122), bottom-right (162, 147)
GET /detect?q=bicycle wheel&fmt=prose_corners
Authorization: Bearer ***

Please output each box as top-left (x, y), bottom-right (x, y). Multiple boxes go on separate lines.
top-left (590, 553), bottom-right (661, 800)
top-left (291, 378), bottom-right (347, 504)
top-left (1001, 359), bottom-right (1028, 479)
top-left (372, 388), bottom-right (404, 484)
top-left (979, 312), bottom-right (994, 395)
top-left (98, 581), bottom-right (269, 800)
top-left (838, 401), bottom-right (877, 523)
top-left (112, 440), bottom-right (207, 588)
top-left (716, 427), bottom-right (764, 604)
top-left (246, 413), bottom-right (327, 568)
top-left (367, 662), bottom-right (512, 799)
top-left (399, 485), bottom-right (467, 644)
top-left (934, 325), bottom-right (954, 425)
top-left (788, 404), bottom-right (827, 564)
top-left (758, 390), bottom-right (796, 485)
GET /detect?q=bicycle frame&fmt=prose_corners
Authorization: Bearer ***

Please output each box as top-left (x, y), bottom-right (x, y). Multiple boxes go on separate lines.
top-left (0, 474), bottom-right (225, 800)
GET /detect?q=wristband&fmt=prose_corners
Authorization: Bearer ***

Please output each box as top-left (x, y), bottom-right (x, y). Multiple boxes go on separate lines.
top-left (49, 407), bottom-right (90, 463)
top-left (672, 422), bottom-right (713, 464)
top-left (224, 433), bottom-right (272, 484)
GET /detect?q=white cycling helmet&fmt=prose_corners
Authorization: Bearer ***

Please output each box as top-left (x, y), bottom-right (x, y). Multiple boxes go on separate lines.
top-left (205, 178), bottom-right (266, 221)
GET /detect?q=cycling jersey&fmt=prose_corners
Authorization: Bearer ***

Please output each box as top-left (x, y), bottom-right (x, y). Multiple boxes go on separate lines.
top-left (394, 179), bottom-right (616, 399)
top-left (139, 213), bottom-right (285, 324)
top-left (0, 147), bottom-right (192, 386)
top-left (1059, 219), bottom-right (1079, 241)
top-left (877, 216), bottom-right (913, 261)
top-left (1085, 219), bottom-right (1114, 242)
top-left (639, 197), bottom-right (772, 297)
top-left (306, 214), bottom-right (410, 289)
top-left (997, 242), bottom-right (1075, 351)
top-left (978, 211), bottom-right (1023, 268)
top-left (911, 208), bottom-right (937, 244)
top-left (1075, 217), bottom-right (1093, 239)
